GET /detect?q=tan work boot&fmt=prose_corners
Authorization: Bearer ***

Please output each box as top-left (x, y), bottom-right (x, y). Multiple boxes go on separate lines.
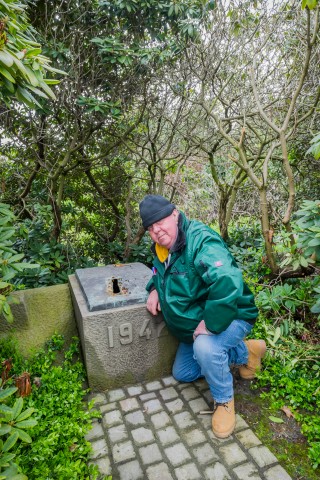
top-left (212, 398), bottom-right (235, 438)
top-left (239, 339), bottom-right (267, 380)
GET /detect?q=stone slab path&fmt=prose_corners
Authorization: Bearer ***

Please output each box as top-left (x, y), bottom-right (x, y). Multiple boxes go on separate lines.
top-left (86, 376), bottom-right (292, 480)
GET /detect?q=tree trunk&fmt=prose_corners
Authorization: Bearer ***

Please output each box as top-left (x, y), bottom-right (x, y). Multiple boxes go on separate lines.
top-left (50, 196), bottom-right (62, 241)
top-left (218, 191), bottom-right (229, 240)
top-left (259, 187), bottom-right (278, 274)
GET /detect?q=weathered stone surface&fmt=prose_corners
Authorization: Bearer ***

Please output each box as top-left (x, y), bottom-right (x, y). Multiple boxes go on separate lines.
top-left (156, 426), bottom-right (180, 445)
top-left (0, 284), bottom-right (77, 357)
top-left (112, 440), bottom-right (135, 463)
top-left (89, 456), bottom-right (112, 476)
top-left (219, 443), bottom-right (247, 466)
top-left (132, 427), bottom-right (155, 445)
top-left (173, 411), bottom-right (197, 429)
top-left (235, 429), bottom-right (262, 449)
top-left (180, 386), bottom-right (200, 401)
top-left (183, 428), bottom-right (207, 446)
top-left (139, 443), bottom-right (162, 465)
top-left (107, 425), bottom-right (128, 444)
top-left (204, 463), bottom-right (231, 480)
top-left (89, 438), bottom-right (108, 459)
top-left (162, 376), bottom-right (178, 386)
top-left (143, 398), bottom-right (162, 414)
top-left (108, 389), bottom-right (126, 402)
top-left (76, 263), bottom-right (150, 311)
top-left (69, 272), bottom-right (178, 390)
top-left (125, 410), bottom-right (146, 426)
top-left (248, 445), bottom-right (278, 468)
top-left (233, 462), bottom-right (262, 480)
top-left (264, 464), bottom-right (293, 480)
top-left (151, 411), bottom-right (172, 429)
top-left (86, 377), bottom-right (293, 480)
top-left (120, 397), bottom-right (139, 412)
top-left (127, 385), bottom-right (144, 396)
top-left (117, 460), bottom-right (144, 480)
top-left (159, 387), bottom-right (178, 401)
top-left (103, 409), bottom-right (123, 427)
top-left (146, 462), bottom-right (174, 480)
top-left (165, 443), bottom-right (191, 466)
top-left (193, 443), bottom-right (219, 465)
top-left (165, 398), bottom-right (184, 413)
top-left (174, 463), bottom-right (201, 480)
top-left (189, 397), bottom-right (210, 413)
top-left (84, 421), bottom-right (104, 441)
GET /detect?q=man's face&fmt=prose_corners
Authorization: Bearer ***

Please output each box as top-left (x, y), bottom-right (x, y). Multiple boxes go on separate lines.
top-left (147, 210), bottom-right (178, 249)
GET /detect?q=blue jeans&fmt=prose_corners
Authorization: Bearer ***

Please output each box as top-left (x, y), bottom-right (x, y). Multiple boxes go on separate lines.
top-left (172, 319), bottom-right (253, 404)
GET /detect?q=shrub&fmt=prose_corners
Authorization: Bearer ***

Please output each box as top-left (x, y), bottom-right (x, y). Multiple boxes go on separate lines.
top-left (0, 379), bottom-right (38, 480)
top-left (0, 335), bottom-right (103, 480)
top-left (0, 204), bottom-right (38, 322)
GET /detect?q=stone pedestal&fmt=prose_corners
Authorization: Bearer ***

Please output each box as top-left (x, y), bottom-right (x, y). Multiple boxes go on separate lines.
top-left (69, 263), bottom-right (178, 391)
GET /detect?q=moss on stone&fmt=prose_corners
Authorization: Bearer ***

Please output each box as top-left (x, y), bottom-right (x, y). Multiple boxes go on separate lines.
top-left (90, 371), bottom-right (136, 392)
top-left (0, 284), bottom-right (78, 358)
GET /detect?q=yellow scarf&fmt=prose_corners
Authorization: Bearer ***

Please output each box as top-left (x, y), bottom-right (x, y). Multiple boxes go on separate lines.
top-left (155, 243), bottom-right (169, 263)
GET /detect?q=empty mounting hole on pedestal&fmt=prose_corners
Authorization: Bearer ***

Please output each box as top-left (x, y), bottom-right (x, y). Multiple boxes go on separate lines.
top-left (112, 278), bottom-right (121, 294)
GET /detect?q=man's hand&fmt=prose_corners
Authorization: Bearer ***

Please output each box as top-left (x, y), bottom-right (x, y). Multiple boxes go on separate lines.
top-left (146, 289), bottom-right (161, 316)
top-left (193, 320), bottom-right (212, 340)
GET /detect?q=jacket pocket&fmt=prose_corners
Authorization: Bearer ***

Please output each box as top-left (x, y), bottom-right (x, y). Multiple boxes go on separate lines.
top-left (167, 270), bottom-right (190, 298)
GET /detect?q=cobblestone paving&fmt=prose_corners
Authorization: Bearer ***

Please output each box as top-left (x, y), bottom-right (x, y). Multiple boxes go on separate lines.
top-left (86, 376), bottom-right (292, 480)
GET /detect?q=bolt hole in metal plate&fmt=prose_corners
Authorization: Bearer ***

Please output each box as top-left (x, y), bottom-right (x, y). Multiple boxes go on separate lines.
top-left (75, 263), bottom-right (151, 312)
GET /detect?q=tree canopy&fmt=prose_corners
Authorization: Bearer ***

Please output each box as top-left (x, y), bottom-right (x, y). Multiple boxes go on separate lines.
top-left (1, 1), bottom-right (320, 476)
top-left (0, 0), bottom-right (319, 267)
top-left (0, 0), bottom-right (66, 108)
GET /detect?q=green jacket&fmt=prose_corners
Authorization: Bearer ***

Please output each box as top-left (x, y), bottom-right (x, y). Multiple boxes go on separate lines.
top-left (147, 212), bottom-right (258, 343)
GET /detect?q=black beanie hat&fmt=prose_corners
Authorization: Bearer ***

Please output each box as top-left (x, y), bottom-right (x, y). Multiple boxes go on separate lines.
top-left (139, 194), bottom-right (175, 229)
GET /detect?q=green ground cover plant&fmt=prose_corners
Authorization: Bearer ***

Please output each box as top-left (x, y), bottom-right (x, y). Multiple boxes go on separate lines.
top-left (0, 203), bottom-right (38, 323)
top-left (0, 379), bottom-right (37, 479)
top-left (254, 278), bottom-right (320, 470)
top-left (0, 335), bottom-right (103, 480)
top-left (226, 212), bottom-right (320, 470)
top-left (2, 197), bottom-right (319, 474)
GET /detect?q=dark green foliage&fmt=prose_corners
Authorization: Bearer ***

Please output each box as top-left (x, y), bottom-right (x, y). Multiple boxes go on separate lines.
top-left (226, 218), bottom-right (268, 277)
top-left (108, 235), bottom-right (154, 265)
top-left (257, 276), bottom-right (320, 320)
top-left (97, 0), bottom-right (215, 48)
top-left (256, 349), bottom-right (320, 469)
top-left (13, 205), bottom-right (96, 288)
top-left (251, 271), bottom-right (320, 469)
top-left (306, 132), bottom-right (320, 160)
top-left (0, 373), bottom-right (38, 479)
top-left (219, 212), bottom-right (320, 470)
top-left (0, 0), bottom-right (65, 108)
top-left (296, 200), bottom-right (320, 260)
top-left (0, 204), bottom-right (39, 322)
top-left (0, 335), bottom-right (102, 480)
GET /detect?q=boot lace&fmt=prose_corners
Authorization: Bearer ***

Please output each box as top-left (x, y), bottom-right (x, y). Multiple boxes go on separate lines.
top-left (214, 402), bottom-right (232, 413)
